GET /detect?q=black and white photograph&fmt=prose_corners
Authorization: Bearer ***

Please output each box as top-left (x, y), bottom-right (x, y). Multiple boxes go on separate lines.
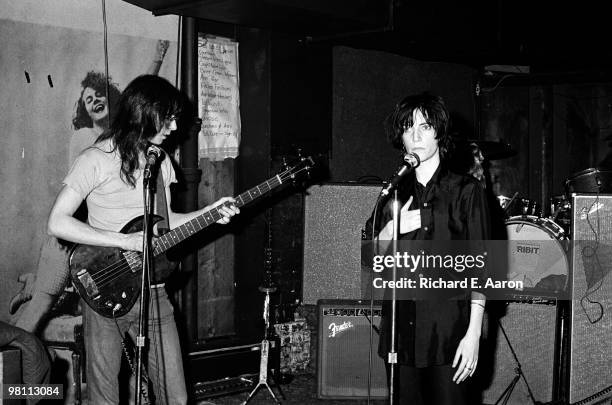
top-left (1, 1), bottom-right (611, 404)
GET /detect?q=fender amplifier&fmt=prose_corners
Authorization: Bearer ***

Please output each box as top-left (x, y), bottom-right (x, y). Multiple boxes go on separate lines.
top-left (317, 299), bottom-right (388, 399)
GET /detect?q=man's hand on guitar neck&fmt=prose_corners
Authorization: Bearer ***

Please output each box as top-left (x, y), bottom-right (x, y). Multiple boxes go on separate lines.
top-left (209, 197), bottom-right (240, 225)
top-left (122, 195), bottom-right (238, 251)
top-left (169, 196), bottom-right (240, 229)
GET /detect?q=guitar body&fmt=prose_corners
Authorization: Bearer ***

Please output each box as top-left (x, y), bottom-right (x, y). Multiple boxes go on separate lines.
top-left (69, 215), bottom-right (175, 318)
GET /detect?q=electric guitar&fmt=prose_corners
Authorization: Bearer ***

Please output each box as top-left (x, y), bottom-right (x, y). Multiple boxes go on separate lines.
top-left (68, 156), bottom-right (314, 318)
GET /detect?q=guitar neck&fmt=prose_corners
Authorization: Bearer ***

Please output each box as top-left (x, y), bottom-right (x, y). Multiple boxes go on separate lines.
top-left (152, 174), bottom-right (285, 256)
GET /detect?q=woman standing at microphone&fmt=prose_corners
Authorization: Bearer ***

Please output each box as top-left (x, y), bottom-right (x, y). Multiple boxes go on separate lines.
top-left (365, 93), bottom-right (491, 404)
top-left (47, 75), bottom-right (239, 404)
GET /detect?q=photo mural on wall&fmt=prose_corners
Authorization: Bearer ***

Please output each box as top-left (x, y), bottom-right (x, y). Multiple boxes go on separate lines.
top-left (0, 0), bottom-right (178, 323)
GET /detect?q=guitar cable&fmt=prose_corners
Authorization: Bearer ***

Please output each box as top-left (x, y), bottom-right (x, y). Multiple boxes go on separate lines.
top-left (580, 194), bottom-right (605, 324)
top-left (147, 287), bottom-right (164, 404)
top-left (113, 315), bottom-right (152, 404)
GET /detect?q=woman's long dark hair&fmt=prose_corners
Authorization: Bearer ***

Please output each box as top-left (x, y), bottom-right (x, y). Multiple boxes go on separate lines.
top-left (97, 75), bottom-right (182, 187)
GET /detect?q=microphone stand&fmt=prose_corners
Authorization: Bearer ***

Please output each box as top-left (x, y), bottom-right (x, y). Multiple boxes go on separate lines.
top-left (135, 164), bottom-right (155, 405)
top-left (387, 189), bottom-right (401, 405)
top-left (378, 154), bottom-right (419, 404)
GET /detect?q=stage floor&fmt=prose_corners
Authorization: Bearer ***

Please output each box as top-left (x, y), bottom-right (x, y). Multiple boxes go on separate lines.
top-left (195, 373), bottom-right (387, 405)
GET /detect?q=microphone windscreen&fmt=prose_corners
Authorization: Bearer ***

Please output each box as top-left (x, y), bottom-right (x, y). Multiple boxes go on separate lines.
top-left (404, 152), bottom-right (421, 168)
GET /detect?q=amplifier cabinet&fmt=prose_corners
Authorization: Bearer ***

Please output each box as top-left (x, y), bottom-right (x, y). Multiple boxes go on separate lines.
top-left (303, 184), bottom-right (381, 305)
top-left (317, 299), bottom-right (388, 399)
top-left (479, 300), bottom-right (560, 405)
top-left (568, 194), bottom-right (612, 404)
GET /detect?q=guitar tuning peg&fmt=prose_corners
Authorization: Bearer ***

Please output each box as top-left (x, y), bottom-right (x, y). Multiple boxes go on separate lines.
top-left (296, 148), bottom-right (303, 159)
top-left (282, 156), bottom-right (289, 171)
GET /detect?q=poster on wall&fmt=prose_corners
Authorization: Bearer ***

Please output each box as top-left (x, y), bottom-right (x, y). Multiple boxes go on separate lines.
top-left (0, 0), bottom-right (178, 316)
top-left (198, 34), bottom-right (241, 161)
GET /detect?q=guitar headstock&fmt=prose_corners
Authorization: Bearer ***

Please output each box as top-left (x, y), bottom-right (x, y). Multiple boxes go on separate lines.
top-left (279, 154), bottom-right (315, 185)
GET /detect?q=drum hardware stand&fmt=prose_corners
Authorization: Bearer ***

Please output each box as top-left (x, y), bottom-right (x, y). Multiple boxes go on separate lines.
top-left (503, 192), bottom-right (520, 216)
top-left (242, 285), bottom-right (285, 404)
top-left (494, 318), bottom-right (539, 405)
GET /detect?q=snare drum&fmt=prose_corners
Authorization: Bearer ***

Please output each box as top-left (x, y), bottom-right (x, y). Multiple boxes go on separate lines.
top-left (505, 216), bottom-right (569, 292)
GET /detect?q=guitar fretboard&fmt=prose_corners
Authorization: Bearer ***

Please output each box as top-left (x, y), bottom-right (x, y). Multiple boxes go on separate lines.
top-left (152, 174), bottom-right (285, 256)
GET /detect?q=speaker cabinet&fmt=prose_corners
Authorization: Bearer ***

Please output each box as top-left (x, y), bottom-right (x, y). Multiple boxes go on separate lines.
top-left (303, 183), bottom-right (381, 304)
top-left (480, 300), bottom-right (561, 405)
top-left (317, 300), bottom-right (388, 399)
top-left (568, 194), bottom-right (612, 404)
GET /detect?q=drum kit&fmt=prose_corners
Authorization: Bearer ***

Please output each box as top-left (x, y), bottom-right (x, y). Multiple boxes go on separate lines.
top-left (459, 139), bottom-right (612, 294)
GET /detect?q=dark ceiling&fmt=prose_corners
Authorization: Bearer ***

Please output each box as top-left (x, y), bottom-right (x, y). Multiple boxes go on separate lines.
top-left (124, 0), bottom-right (612, 75)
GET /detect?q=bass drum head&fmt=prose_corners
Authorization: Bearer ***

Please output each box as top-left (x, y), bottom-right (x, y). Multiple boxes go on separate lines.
top-left (505, 216), bottom-right (569, 293)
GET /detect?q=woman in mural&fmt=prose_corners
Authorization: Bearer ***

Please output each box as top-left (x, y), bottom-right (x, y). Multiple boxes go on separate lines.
top-left (69, 39), bottom-right (170, 161)
top-left (11, 39), bottom-right (171, 333)
top-left (69, 71), bottom-right (122, 163)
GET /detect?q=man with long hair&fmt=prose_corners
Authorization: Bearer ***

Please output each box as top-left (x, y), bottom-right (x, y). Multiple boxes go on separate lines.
top-left (47, 75), bottom-right (238, 404)
top-left (366, 93), bottom-right (490, 404)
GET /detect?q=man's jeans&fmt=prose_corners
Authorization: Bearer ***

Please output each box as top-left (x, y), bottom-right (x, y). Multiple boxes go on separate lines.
top-left (84, 287), bottom-right (187, 404)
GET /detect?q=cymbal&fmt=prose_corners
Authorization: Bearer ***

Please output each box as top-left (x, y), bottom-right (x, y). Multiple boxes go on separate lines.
top-left (454, 139), bottom-right (517, 160)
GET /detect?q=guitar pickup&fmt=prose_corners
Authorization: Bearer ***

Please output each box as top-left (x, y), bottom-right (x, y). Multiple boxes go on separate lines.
top-left (76, 269), bottom-right (100, 299)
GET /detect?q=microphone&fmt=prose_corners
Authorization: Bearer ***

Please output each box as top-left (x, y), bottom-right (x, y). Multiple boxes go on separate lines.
top-left (143, 145), bottom-right (164, 180)
top-left (379, 152), bottom-right (420, 197)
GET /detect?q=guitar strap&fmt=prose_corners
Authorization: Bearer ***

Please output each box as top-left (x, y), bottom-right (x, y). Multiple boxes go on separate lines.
top-left (152, 164), bottom-right (174, 284)
top-left (154, 164), bottom-right (169, 235)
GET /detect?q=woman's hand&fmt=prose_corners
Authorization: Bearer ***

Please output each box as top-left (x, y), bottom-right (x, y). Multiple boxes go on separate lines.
top-left (451, 329), bottom-right (480, 384)
top-left (155, 40), bottom-right (170, 62)
top-left (398, 196), bottom-right (421, 234)
top-left (378, 196), bottom-right (421, 239)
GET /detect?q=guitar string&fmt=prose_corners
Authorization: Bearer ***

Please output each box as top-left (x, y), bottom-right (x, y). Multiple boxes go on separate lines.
top-left (91, 187), bottom-right (269, 286)
top-left (83, 168), bottom-right (303, 288)
top-left (92, 203), bottom-right (239, 287)
top-left (89, 198), bottom-right (234, 287)
top-left (90, 171), bottom-right (297, 287)
top-left (93, 209), bottom-right (226, 287)
top-left (92, 200), bottom-right (239, 286)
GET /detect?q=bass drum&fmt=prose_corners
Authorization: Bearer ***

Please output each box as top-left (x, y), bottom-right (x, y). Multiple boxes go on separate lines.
top-left (505, 216), bottom-right (569, 293)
